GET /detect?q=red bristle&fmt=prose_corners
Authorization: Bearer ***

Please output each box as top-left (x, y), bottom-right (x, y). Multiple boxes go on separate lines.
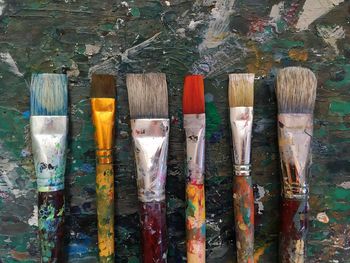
top-left (183, 75), bottom-right (205, 114)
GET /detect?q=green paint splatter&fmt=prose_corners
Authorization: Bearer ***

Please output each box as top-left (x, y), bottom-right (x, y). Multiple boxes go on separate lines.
top-left (99, 23), bottom-right (114, 32)
top-left (261, 39), bottom-right (304, 52)
top-left (205, 102), bottom-right (221, 139)
top-left (314, 127), bottom-right (327, 137)
top-left (325, 64), bottom-right (350, 89)
top-left (130, 7), bottom-right (140, 17)
top-left (186, 200), bottom-right (196, 217)
top-left (329, 101), bottom-right (350, 116)
top-left (333, 188), bottom-right (350, 199)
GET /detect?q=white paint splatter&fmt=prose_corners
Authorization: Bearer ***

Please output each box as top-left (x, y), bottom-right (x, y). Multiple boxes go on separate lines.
top-left (188, 20), bottom-right (203, 31)
top-left (85, 44), bottom-right (101, 56)
top-left (191, 40), bottom-right (246, 77)
top-left (0, 52), bottom-right (24, 77)
top-left (199, 0), bottom-right (236, 51)
top-left (115, 18), bottom-right (125, 30)
top-left (176, 28), bottom-right (186, 38)
top-left (255, 184), bottom-right (267, 215)
top-left (165, 1), bottom-right (171, 6)
top-left (119, 32), bottom-right (161, 63)
top-left (89, 32), bottom-right (161, 76)
top-left (28, 205), bottom-right (38, 226)
top-left (295, 0), bottom-right (345, 31)
top-left (0, 157), bottom-right (21, 197)
top-left (338, 181), bottom-right (350, 189)
top-left (269, 2), bottom-right (284, 22)
top-left (316, 212), bottom-right (329, 224)
top-left (316, 25), bottom-right (345, 54)
top-left (121, 1), bottom-right (129, 8)
top-left (67, 60), bottom-right (80, 78)
top-left (0, 0), bottom-right (6, 16)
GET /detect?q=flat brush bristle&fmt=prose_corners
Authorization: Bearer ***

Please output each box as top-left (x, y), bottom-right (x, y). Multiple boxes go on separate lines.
top-left (30, 73), bottom-right (68, 116)
top-left (276, 67), bottom-right (317, 114)
top-left (183, 75), bottom-right (205, 114)
top-left (127, 73), bottom-right (168, 119)
top-left (91, 74), bottom-right (116, 98)
top-left (228, 73), bottom-right (254, 107)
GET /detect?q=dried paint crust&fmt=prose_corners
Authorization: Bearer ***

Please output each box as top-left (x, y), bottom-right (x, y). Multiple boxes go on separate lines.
top-left (1, 0), bottom-right (350, 262)
top-left (38, 191), bottom-right (64, 263)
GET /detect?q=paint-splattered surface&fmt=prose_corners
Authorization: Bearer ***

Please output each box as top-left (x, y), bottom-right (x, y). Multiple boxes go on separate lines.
top-left (0, 0), bottom-right (349, 262)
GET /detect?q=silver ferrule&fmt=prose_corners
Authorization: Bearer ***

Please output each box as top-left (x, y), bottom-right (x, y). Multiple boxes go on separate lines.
top-left (131, 119), bottom-right (169, 203)
top-left (278, 114), bottom-right (313, 199)
top-left (230, 107), bottom-right (253, 176)
top-left (184, 114), bottom-right (205, 184)
top-left (30, 116), bottom-right (68, 192)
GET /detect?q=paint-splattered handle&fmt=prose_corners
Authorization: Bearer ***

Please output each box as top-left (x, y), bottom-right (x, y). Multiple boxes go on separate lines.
top-left (38, 190), bottom-right (65, 263)
top-left (96, 163), bottom-right (115, 263)
top-left (233, 176), bottom-right (254, 263)
top-left (280, 198), bottom-right (308, 263)
top-left (140, 200), bottom-right (167, 263)
top-left (186, 183), bottom-right (206, 263)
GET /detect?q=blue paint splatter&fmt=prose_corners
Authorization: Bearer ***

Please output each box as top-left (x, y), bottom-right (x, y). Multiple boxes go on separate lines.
top-left (22, 110), bottom-right (30, 119)
top-left (67, 233), bottom-right (92, 256)
top-left (81, 163), bottom-right (94, 173)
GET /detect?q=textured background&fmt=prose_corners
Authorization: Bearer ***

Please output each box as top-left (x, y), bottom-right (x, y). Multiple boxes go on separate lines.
top-left (0, 0), bottom-right (349, 262)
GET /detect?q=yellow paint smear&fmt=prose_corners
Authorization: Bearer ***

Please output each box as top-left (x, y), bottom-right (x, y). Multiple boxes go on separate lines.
top-left (288, 48), bottom-right (308, 61)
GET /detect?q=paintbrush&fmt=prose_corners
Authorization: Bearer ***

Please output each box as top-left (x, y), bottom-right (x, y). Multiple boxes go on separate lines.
top-left (276, 67), bottom-right (317, 263)
top-left (228, 73), bottom-right (255, 263)
top-left (30, 73), bottom-right (68, 263)
top-left (127, 73), bottom-right (169, 263)
top-left (90, 74), bottom-right (116, 263)
top-left (183, 75), bottom-right (206, 263)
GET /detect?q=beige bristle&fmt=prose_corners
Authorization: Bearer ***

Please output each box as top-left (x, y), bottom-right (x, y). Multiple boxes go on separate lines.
top-left (228, 73), bottom-right (255, 107)
top-left (276, 67), bottom-right (317, 114)
top-left (126, 73), bottom-right (168, 119)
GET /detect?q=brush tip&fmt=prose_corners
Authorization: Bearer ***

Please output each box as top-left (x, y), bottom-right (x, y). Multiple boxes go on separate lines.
top-left (30, 73), bottom-right (68, 116)
top-left (91, 74), bottom-right (116, 98)
top-left (228, 73), bottom-right (254, 107)
top-left (276, 67), bottom-right (317, 114)
top-left (127, 73), bottom-right (168, 119)
top-left (183, 75), bottom-right (205, 114)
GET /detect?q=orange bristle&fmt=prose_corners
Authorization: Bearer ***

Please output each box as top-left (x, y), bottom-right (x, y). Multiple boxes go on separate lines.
top-left (183, 75), bottom-right (205, 114)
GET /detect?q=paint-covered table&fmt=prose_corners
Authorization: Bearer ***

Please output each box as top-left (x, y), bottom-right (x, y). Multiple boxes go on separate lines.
top-left (0, 0), bottom-right (349, 262)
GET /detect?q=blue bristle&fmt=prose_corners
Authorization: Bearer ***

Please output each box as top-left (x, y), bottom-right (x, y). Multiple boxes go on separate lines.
top-left (30, 73), bottom-right (68, 116)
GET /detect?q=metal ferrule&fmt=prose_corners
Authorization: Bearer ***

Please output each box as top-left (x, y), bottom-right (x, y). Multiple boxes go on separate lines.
top-left (278, 114), bottom-right (313, 199)
top-left (131, 119), bottom-right (170, 203)
top-left (91, 98), bottom-right (115, 164)
top-left (184, 114), bottom-right (205, 184)
top-left (230, 107), bottom-right (253, 177)
top-left (30, 116), bottom-right (68, 192)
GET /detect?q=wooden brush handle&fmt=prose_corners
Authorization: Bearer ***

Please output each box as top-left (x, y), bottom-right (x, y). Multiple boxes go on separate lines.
top-left (280, 198), bottom-right (308, 263)
top-left (186, 183), bottom-right (206, 263)
top-left (38, 190), bottom-right (65, 263)
top-left (233, 176), bottom-right (254, 263)
top-left (96, 163), bottom-right (115, 262)
top-left (139, 200), bottom-right (167, 263)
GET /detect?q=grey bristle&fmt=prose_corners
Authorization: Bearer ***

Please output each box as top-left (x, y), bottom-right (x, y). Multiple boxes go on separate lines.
top-left (30, 73), bottom-right (68, 116)
top-left (126, 73), bottom-right (168, 119)
top-left (276, 67), bottom-right (317, 114)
